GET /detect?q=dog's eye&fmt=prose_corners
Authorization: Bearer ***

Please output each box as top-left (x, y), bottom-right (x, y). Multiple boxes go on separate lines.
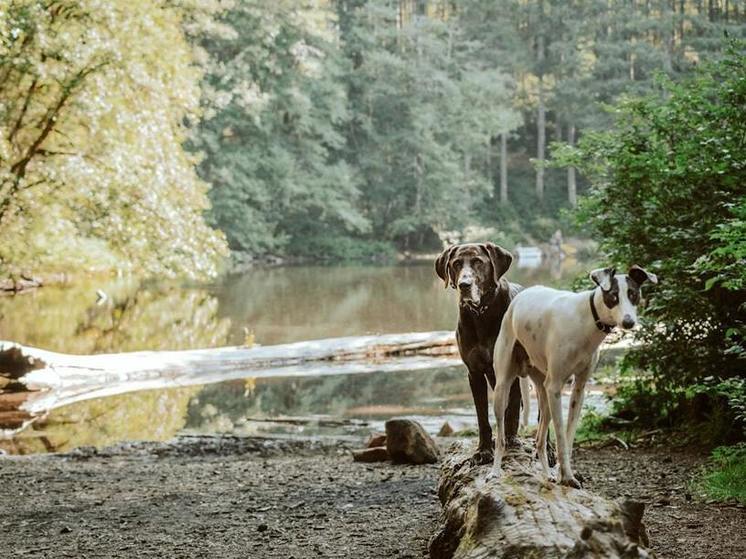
top-left (473, 260), bottom-right (483, 269)
top-left (628, 290), bottom-right (639, 304)
top-left (453, 260), bottom-right (462, 270)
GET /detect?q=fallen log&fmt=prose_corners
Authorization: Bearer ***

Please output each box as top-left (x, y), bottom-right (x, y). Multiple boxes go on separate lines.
top-left (0, 332), bottom-right (461, 430)
top-left (429, 440), bottom-right (651, 559)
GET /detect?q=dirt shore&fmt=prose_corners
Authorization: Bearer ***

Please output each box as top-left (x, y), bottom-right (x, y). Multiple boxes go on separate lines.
top-left (1, 435), bottom-right (743, 559)
top-left (1, 435), bottom-right (440, 559)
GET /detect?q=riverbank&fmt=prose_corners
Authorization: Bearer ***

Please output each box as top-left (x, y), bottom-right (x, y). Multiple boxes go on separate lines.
top-left (1, 434), bottom-right (743, 559)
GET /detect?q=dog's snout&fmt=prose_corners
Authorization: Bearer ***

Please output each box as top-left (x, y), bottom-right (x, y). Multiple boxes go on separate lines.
top-left (621, 315), bottom-right (635, 329)
top-left (458, 276), bottom-right (473, 289)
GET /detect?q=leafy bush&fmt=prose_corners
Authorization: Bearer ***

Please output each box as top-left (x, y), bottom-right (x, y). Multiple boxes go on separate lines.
top-left (606, 373), bottom-right (746, 445)
top-left (574, 408), bottom-right (610, 445)
top-left (554, 42), bottom-right (746, 410)
top-left (694, 443), bottom-right (746, 504)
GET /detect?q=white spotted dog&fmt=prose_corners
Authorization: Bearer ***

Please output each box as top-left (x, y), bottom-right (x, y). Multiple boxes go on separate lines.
top-left (489, 265), bottom-right (658, 488)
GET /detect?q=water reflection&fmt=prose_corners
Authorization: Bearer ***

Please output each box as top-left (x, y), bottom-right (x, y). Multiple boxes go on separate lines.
top-left (0, 260), bottom-right (584, 352)
top-left (215, 259), bottom-right (585, 346)
top-left (1, 259), bottom-right (588, 454)
top-left (2, 385), bottom-right (199, 454)
top-left (0, 278), bottom-right (231, 354)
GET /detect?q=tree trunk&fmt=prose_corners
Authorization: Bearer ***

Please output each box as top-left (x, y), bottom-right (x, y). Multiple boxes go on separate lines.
top-left (536, 29), bottom-right (546, 201)
top-left (486, 138), bottom-right (494, 193)
top-left (414, 152), bottom-right (423, 215)
top-left (499, 132), bottom-right (508, 204)
top-left (567, 122), bottom-right (577, 207)
top-left (536, 87), bottom-right (547, 200)
top-left (429, 441), bottom-right (652, 559)
top-left (536, 84), bottom-right (546, 201)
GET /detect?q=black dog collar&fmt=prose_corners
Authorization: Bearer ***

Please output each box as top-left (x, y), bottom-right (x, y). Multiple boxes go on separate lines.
top-left (589, 290), bottom-right (614, 334)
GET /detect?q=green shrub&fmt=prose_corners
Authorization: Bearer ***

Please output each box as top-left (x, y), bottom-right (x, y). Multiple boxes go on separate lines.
top-left (574, 409), bottom-right (610, 445)
top-left (694, 443), bottom-right (746, 504)
top-left (608, 374), bottom-right (746, 445)
top-left (553, 41), bottom-right (746, 420)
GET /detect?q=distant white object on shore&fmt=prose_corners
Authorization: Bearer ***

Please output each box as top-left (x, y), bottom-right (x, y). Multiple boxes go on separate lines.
top-left (515, 246), bottom-right (543, 269)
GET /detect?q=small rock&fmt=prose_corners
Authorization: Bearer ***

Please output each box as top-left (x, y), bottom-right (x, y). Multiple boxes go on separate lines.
top-left (437, 422), bottom-right (454, 437)
top-left (59, 526), bottom-right (71, 534)
top-left (385, 418), bottom-right (439, 465)
top-left (352, 447), bottom-right (389, 463)
top-left (366, 432), bottom-right (387, 448)
top-left (257, 523), bottom-right (268, 532)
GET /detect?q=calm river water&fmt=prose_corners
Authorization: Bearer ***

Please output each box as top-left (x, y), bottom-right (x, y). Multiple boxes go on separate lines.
top-left (0, 258), bottom-right (594, 454)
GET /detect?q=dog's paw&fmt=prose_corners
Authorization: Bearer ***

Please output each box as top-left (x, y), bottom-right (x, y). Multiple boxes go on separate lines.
top-left (559, 476), bottom-right (582, 489)
top-left (469, 449), bottom-right (494, 466)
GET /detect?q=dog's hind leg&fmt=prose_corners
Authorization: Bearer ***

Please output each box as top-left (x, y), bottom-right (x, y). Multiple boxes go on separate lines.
top-left (489, 329), bottom-right (518, 478)
top-left (529, 369), bottom-right (551, 479)
top-left (520, 376), bottom-right (531, 428)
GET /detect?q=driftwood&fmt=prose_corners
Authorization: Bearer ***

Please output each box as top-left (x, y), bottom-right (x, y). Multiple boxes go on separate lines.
top-left (0, 331), bottom-right (460, 432)
top-left (429, 440), bottom-right (651, 559)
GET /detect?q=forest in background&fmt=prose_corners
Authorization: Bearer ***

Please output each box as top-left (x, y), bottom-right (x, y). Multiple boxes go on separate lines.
top-left (195, 0), bottom-right (746, 259)
top-left (1, 0), bottom-right (744, 276)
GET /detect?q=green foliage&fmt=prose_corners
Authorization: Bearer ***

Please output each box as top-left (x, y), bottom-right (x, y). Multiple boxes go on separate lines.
top-left (194, 1), bottom-right (744, 258)
top-left (555, 43), bottom-right (746, 409)
top-left (694, 443), bottom-right (746, 504)
top-left (574, 408), bottom-right (610, 445)
top-left (608, 372), bottom-right (746, 445)
top-left (3, 1), bottom-right (744, 273)
top-left (191, 1), bottom-right (367, 256)
top-left (0, 0), bottom-right (227, 279)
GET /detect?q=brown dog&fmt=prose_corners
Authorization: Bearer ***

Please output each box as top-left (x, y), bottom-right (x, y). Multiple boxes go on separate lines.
top-left (435, 242), bottom-right (523, 464)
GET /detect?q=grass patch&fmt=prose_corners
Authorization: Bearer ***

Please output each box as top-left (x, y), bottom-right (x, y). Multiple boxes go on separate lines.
top-left (694, 443), bottom-right (746, 505)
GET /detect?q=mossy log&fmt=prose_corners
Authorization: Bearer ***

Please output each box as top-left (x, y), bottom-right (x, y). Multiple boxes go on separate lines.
top-left (429, 441), bottom-right (652, 559)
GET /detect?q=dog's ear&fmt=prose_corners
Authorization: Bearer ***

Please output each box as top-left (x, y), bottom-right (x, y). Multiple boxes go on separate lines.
top-left (590, 267), bottom-right (616, 291)
top-left (628, 265), bottom-right (658, 285)
top-left (482, 242), bottom-right (513, 285)
top-left (435, 245), bottom-right (458, 288)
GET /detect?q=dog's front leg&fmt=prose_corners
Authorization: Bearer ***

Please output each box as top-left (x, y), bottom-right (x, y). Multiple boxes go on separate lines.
top-left (565, 373), bottom-right (589, 453)
top-left (467, 369), bottom-right (494, 465)
top-left (545, 376), bottom-right (581, 488)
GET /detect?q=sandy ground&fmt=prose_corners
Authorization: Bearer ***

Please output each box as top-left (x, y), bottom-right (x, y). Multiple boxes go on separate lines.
top-left (1, 435), bottom-right (744, 559)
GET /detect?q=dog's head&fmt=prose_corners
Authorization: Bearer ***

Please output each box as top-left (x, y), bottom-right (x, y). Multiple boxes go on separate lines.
top-left (435, 243), bottom-right (513, 308)
top-left (589, 265), bottom-right (658, 330)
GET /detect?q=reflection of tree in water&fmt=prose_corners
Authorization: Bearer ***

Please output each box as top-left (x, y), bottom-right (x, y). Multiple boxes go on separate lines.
top-left (1, 281), bottom-right (230, 453)
top-left (215, 263), bottom-right (587, 346)
top-left (2, 385), bottom-right (200, 455)
top-left (185, 367), bottom-right (471, 432)
top-left (0, 278), bottom-right (231, 353)
top-left (216, 265), bottom-right (458, 345)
